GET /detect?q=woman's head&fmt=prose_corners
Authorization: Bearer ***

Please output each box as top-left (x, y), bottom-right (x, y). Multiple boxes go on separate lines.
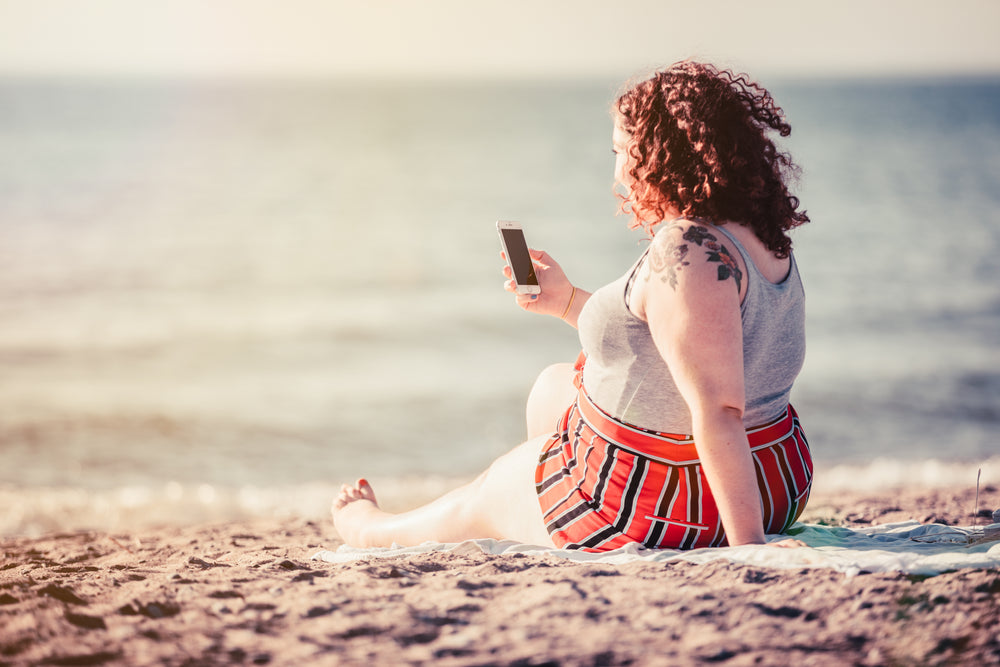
top-left (613, 61), bottom-right (809, 257)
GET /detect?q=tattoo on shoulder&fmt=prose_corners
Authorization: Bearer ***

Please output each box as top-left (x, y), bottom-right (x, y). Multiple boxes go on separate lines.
top-left (646, 231), bottom-right (690, 290)
top-left (646, 224), bottom-right (743, 292)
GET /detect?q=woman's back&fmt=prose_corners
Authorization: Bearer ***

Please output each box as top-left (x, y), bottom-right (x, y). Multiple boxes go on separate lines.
top-left (578, 221), bottom-right (805, 434)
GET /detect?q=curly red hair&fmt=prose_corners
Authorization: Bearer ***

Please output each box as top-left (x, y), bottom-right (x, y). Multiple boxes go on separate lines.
top-left (614, 61), bottom-right (809, 258)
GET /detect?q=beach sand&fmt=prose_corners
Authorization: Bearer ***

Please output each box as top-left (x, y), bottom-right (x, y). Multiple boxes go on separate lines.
top-left (2, 486), bottom-right (999, 666)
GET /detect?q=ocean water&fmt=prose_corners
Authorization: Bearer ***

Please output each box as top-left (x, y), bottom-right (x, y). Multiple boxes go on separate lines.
top-left (1, 76), bottom-right (998, 536)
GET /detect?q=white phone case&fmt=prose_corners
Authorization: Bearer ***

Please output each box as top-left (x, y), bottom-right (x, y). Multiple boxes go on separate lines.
top-left (496, 220), bottom-right (541, 295)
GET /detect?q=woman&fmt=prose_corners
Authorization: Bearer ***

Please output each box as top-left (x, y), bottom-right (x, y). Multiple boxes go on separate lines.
top-left (333, 61), bottom-right (812, 551)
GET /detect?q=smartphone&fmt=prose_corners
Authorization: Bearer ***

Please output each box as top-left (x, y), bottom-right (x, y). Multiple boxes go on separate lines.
top-left (496, 220), bottom-right (541, 295)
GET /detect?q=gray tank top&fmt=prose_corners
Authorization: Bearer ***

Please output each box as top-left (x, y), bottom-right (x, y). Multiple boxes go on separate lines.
top-left (578, 223), bottom-right (805, 433)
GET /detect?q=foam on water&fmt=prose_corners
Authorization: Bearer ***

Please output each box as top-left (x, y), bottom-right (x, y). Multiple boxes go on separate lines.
top-left (0, 475), bottom-right (467, 538)
top-left (3, 458), bottom-right (997, 538)
top-left (814, 456), bottom-right (1000, 493)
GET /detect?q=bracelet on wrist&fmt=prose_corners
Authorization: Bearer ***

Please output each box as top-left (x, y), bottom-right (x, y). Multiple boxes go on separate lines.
top-left (560, 286), bottom-right (577, 320)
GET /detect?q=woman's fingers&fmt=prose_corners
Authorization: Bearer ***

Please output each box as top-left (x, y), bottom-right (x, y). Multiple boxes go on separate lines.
top-left (515, 293), bottom-right (540, 309)
top-left (500, 247), bottom-right (572, 317)
top-left (528, 248), bottom-right (553, 269)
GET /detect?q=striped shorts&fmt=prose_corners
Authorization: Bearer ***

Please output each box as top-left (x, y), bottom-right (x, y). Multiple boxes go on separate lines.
top-left (535, 386), bottom-right (813, 552)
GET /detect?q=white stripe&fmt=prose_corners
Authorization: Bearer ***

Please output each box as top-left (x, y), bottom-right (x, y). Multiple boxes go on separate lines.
top-left (693, 468), bottom-right (704, 528)
top-left (748, 431), bottom-right (796, 453)
top-left (642, 515), bottom-right (710, 531)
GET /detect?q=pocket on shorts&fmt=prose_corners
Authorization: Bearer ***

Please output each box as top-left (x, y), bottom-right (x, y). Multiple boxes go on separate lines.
top-left (644, 515), bottom-right (710, 531)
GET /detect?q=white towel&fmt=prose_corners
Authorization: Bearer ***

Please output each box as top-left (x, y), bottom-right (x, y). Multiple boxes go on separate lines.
top-left (312, 521), bottom-right (1000, 577)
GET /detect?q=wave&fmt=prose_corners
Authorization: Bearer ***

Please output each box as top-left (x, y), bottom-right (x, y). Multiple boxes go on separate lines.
top-left (812, 456), bottom-right (1000, 493)
top-left (0, 475), bottom-right (468, 538)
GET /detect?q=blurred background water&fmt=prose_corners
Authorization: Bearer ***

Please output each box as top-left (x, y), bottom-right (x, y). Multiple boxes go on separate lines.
top-left (1, 76), bottom-right (998, 535)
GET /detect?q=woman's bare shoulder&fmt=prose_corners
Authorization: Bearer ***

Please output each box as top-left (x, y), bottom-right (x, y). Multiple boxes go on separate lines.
top-left (644, 220), bottom-right (745, 296)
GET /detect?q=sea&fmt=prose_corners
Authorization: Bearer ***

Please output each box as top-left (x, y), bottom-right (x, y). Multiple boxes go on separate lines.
top-left (1, 74), bottom-right (998, 536)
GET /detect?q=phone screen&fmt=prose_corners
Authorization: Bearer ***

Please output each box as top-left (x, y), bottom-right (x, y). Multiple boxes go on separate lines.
top-left (500, 227), bottom-right (539, 287)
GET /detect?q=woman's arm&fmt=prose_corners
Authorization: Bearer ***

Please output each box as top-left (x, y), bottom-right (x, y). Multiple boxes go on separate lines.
top-left (503, 249), bottom-right (590, 329)
top-left (634, 223), bottom-right (766, 546)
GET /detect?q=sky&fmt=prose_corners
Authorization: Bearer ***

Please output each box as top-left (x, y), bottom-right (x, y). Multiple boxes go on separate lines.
top-left (1, 0), bottom-right (999, 81)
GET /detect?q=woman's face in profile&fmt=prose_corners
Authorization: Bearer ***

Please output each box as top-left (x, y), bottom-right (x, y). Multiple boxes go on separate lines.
top-left (612, 120), bottom-right (677, 226)
top-left (612, 122), bottom-right (632, 195)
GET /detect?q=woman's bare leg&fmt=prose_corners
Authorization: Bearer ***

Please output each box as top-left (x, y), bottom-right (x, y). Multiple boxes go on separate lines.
top-left (332, 362), bottom-right (578, 549)
top-left (525, 362), bottom-right (577, 439)
top-left (332, 435), bottom-right (557, 548)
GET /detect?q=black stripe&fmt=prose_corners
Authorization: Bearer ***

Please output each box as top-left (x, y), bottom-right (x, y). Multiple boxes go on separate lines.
top-left (655, 466), bottom-right (680, 519)
top-left (612, 454), bottom-right (648, 533)
top-left (679, 526), bottom-right (697, 551)
top-left (542, 481), bottom-right (586, 521)
top-left (643, 471), bottom-right (671, 548)
top-left (537, 446), bottom-right (562, 464)
top-left (687, 467), bottom-right (701, 529)
top-left (644, 520), bottom-right (664, 548)
top-left (708, 517), bottom-right (725, 547)
top-left (546, 499), bottom-right (594, 533)
top-left (536, 468), bottom-right (567, 495)
top-left (752, 454), bottom-right (773, 528)
top-left (578, 524), bottom-right (620, 549)
top-left (679, 471), bottom-right (700, 550)
top-left (590, 446), bottom-right (619, 512)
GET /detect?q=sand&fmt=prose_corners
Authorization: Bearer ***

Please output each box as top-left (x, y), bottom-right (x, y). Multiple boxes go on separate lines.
top-left (2, 486), bottom-right (999, 666)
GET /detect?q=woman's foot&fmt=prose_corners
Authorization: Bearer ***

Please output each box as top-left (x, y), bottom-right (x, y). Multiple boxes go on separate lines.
top-left (331, 478), bottom-right (383, 547)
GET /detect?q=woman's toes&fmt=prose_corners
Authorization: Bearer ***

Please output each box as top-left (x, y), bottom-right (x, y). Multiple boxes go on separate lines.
top-left (356, 478), bottom-right (377, 503)
top-left (332, 479), bottom-right (376, 511)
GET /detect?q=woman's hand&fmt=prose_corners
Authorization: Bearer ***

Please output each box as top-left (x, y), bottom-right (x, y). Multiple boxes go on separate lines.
top-left (502, 249), bottom-right (581, 322)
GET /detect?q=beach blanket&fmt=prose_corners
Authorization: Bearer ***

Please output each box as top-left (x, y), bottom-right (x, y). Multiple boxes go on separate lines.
top-left (313, 521), bottom-right (1000, 577)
